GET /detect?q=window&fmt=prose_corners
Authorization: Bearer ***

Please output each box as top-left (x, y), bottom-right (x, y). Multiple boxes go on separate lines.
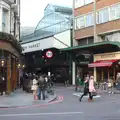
top-left (75, 16), bottom-right (85, 29)
top-left (2, 9), bottom-right (7, 32)
top-left (102, 8), bottom-right (109, 23)
top-left (97, 8), bottom-right (109, 24)
top-left (75, 0), bottom-right (93, 8)
top-left (109, 4), bottom-right (120, 20)
top-left (75, 0), bottom-right (84, 8)
top-left (85, 13), bottom-right (93, 27)
top-left (116, 4), bottom-right (120, 19)
top-left (75, 17), bottom-right (80, 29)
top-left (79, 16), bottom-right (85, 28)
top-left (85, 0), bottom-right (93, 5)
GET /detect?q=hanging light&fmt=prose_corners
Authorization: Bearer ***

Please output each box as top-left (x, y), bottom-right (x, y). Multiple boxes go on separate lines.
top-left (17, 63), bottom-right (21, 68)
top-left (22, 64), bottom-right (25, 68)
top-left (1, 60), bottom-right (4, 64)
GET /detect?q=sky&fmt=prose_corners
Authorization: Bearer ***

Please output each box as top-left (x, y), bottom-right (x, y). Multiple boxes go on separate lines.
top-left (21, 0), bottom-right (72, 27)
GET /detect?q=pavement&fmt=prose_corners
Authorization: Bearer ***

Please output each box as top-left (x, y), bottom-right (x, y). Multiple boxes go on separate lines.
top-left (1, 86), bottom-right (120, 120)
top-left (0, 89), bottom-right (57, 108)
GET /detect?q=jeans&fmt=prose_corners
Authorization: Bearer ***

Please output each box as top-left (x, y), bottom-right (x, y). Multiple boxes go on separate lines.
top-left (38, 88), bottom-right (45, 100)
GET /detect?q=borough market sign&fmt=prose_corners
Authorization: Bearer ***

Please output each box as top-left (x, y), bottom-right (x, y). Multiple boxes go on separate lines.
top-left (22, 43), bottom-right (40, 52)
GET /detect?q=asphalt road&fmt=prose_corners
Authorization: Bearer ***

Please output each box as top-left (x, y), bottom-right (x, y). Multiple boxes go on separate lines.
top-left (0, 86), bottom-right (120, 120)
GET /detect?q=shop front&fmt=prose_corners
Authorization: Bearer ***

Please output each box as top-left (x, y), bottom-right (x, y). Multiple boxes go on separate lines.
top-left (88, 52), bottom-right (120, 83)
top-left (62, 41), bottom-right (120, 85)
top-left (0, 32), bottom-right (22, 94)
top-left (76, 53), bottom-right (93, 79)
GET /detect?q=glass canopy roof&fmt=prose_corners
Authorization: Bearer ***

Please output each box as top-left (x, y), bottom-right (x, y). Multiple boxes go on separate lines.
top-left (21, 4), bottom-right (72, 43)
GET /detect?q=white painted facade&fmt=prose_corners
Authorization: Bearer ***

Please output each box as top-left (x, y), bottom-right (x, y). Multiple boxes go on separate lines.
top-left (21, 30), bottom-right (71, 53)
top-left (0, 0), bottom-right (20, 40)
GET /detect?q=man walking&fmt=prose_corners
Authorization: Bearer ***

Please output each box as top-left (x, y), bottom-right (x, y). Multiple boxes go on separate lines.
top-left (38, 74), bottom-right (47, 100)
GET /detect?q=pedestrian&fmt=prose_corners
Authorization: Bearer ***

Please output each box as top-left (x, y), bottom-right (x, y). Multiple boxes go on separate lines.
top-left (38, 75), bottom-right (47, 100)
top-left (116, 73), bottom-right (120, 90)
top-left (31, 77), bottom-right (38, 100)
top-left (88, 76), bottom-right (96, 102)
top-left (20, 76), bottom-right (23, 89)
top-left (75, 74), bottom-right (80, 92)
top-left (79, 74), bottom-right (89, 102)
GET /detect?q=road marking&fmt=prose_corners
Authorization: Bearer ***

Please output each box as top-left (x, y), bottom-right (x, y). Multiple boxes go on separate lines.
top-left (0, 112), bottom-right (84, 117)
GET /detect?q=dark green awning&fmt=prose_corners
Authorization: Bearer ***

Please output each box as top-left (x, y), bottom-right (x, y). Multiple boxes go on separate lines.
top-left (60, 41), bottom-right (120, 54)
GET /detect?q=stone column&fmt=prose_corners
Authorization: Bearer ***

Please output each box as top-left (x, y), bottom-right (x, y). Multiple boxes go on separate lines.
top-left (72, 61), bottom-right (76, 85)
top-left (7, 56), bottom-right (11, 94)
top-left (94, 68), bottom-right (97, 82)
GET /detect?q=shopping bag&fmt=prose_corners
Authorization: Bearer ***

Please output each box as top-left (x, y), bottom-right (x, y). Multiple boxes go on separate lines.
top-left (92, 92), bottom-right (97, 96)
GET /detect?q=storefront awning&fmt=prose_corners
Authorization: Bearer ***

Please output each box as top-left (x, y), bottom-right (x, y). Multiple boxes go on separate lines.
top-left (61, 41), bottom-right (120, 54)
top-left (88, 59), bottom-right (119, 68)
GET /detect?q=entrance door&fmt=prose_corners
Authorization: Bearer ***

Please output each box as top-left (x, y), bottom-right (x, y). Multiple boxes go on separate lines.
top-left (0, 68), bottom-right (7, 93)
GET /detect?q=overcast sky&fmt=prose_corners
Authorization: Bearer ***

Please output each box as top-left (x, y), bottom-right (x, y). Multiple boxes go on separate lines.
top-left (21, 0), bottom-right (72, 27)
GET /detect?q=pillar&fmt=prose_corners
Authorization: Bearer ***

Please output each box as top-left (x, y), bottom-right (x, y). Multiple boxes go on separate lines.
top-left (14, 59), bottom-right (17, 89)
top-left (94, 68), bottom-right (97, 82)
top-left (7, 56), bottom-right (11, 93)
top-left (12, 58), bottom-right (16, 90)
top-left (72, 61), bottom-right (76, 85)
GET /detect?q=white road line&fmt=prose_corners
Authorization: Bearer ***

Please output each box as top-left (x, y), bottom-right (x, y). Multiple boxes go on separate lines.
top-left (0, 112), bottom-right (84, 117)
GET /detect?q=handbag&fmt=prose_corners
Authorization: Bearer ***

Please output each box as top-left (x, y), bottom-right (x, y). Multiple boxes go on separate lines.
top-left (31, 85), bottom-right (37, 90)
top-left (92, 92), bottom-right (97, 96)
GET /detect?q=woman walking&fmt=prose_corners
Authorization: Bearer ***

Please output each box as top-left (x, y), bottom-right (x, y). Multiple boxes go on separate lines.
top-left (88, 76), bottom-right (96, 102)
top-left (79, 74), bottom-right (89, 102)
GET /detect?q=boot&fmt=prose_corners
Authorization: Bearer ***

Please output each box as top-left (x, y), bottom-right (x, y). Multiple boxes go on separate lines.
top-left (88, 98), bottom-right (93, 102)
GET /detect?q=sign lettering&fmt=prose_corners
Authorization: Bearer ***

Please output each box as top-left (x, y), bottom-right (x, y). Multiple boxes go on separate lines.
top-left (22, 43), bottom-right (40, 51)
top-left (101, 54), bottom-right (116, 58)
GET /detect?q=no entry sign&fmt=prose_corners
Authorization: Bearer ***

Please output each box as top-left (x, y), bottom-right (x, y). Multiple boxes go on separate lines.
top-left (45, 50), bottom-right (53, 58)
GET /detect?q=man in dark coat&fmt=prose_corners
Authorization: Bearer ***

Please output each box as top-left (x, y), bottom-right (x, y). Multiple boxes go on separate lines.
top-left (38, 75), bottom-right (47, 100)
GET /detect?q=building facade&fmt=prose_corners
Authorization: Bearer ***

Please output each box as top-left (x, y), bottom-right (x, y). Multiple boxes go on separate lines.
top-left (21, 4), bottom-right (72, 83)
top-left (74, 0), bottom-right (120, 44)
top-left (72, 0), bottom-right (120, 83)
top-left (0, 0), bottom-right (21, 94)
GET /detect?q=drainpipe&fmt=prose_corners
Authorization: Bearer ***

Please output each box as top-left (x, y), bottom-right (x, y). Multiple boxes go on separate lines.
top-left (72, 0), bottom-right (75, 47)
top-left (93, 0), bottom-right (97, 82)
top-left (14, 12), bottom-right (16, 36)
top-left (19, 0), bottom-right (20, 40)
top-left (94, 0), bottom-right (97, 42)
top-left (10, 5), bottom-right (12, 34)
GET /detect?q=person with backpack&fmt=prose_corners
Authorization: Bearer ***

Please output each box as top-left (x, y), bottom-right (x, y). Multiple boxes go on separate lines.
top-left (38, 74), bottom-right (47, 100)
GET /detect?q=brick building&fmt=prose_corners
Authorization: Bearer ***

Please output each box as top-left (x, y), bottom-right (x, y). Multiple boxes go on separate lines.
top-left (73, 0), bottom-right (120, 83)
top-left (74, 0), bottom-right (120, 45)
top-left (63, 0), bottom-right (120, 85)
